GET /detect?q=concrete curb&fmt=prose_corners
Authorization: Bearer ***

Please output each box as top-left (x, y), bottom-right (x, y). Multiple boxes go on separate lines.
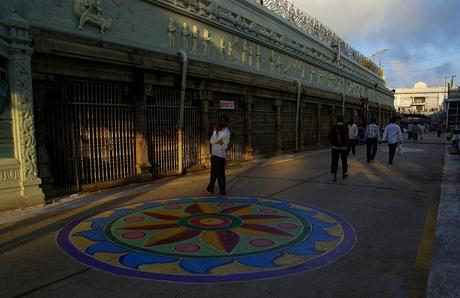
top-left (427, 146), bottom-right (460, 297)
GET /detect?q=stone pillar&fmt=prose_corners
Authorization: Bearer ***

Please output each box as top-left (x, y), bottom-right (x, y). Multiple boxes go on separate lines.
top-left (274, 99), bottom-right (282, 153)
top-left (316, 103), bottom-right (321, 145)
top-left (133, 83), bottom-right (152, 180)
top-left (199, 90), bottom-right (212, 167)
top-left (299, 103), bottom-right (304, 149)
top-left (6, 13), bottom-right (44, 207)
top-left (331, 105), bottom-right (336, 123)
top-left (378, 103), bottom-right (382, 127)
top-left (243, 95), bottom-right (253, 161)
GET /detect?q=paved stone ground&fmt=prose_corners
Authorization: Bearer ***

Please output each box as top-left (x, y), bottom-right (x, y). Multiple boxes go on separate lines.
top-left (0, 133), bottom-right (447, 298)
top-left (427, 143), bottom-right (460, 298)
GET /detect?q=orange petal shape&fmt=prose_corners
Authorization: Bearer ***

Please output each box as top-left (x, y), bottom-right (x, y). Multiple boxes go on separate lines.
top-left (234, 224), bottom-right (292, 237)
top-left (185, 203), bottom-right (219, 214)
top-left (116, 221), bottom-right (178, 231)
top-left (221, 204), bottom-right (252, 216)
top-left (143, 210), bottom-right (186, 220)
top-left (144, 227), bottom-right (201, 247)
top-left (201, 231), bottom-right (240, 253)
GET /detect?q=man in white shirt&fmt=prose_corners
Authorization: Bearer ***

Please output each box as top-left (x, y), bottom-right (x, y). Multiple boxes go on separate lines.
top-left (206, 115), bottom-right (230, 195)
top-left (347, 118), bottom-right (359, 156)
top-left (382, 117), bottom-right (403, 165)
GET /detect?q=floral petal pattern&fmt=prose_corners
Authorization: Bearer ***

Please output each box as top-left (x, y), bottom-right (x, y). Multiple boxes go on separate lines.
top-left (145, 227), bottom-right (200, 247)
top-left (58, 196), bottom-right (356, 283)
top-left (235, 224), bottom-right (292, 237)
top-left (185, 203), bottom-right (219, 214)
top-left (221, 204), bottom-right (252, 215)
top-left (201, 231), bottom-right (240, 253)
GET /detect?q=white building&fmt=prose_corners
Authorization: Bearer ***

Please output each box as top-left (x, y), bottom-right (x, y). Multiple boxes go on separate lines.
top-left (394, 82), bottom-right (446, 115)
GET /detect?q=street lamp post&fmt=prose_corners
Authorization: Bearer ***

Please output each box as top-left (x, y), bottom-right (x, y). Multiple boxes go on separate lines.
top-left (370, 48), bottom-right (389, 66)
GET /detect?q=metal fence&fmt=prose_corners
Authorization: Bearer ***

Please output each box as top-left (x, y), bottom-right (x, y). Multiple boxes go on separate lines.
top-left (282, 100), bottom-right (297, 151)
top-left (45, 79), bottom-right (136, 193)
top-left (251, 97), bottom-right (276, 155)
top-left (146, 86), bottom-right (200, 176)
top-left (303, 103), bottom-right (317, 146)
top-left (319, 105), bottom-right (332, 143)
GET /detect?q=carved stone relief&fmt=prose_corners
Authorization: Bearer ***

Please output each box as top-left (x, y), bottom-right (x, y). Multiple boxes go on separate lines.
top-left (192, 25), bottom-right (199, 55)
top-left (74, 0), bottom-right (112, 33)
top-left (0, 168), bottom-right (20, 182)
top-left (203, 29), bottom-right (211, 57)
top-left (11, 54), bottom-right (40, 182)
top-left (181, 22), bottom-right (189, 51)
top-left (167, 17), bottom-right (176, 49)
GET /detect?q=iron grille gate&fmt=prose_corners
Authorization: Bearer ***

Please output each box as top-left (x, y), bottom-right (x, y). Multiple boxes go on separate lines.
top-left (146, 86), bottom-right (200, 176)
top-left (209, 93), bottom-right (245, 162)
top-left (319, 106), bottom-right (332, 143)
top-left (251, 97), bottom-right (275, 155)
top-left (282, 101), bottom-right (297, 151)
top-left (45, 79), bottom-right (136, 194)
top-left (303, 103), bottom-right (317, 146)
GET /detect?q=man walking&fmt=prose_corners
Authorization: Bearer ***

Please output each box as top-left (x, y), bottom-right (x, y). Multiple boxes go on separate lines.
top-left (329, 116), bottom-right (349, 182)
top-left (347, 118), bottom-right (358, 156)
top-left (206, 115), bottom-right (230, 195)
top-left (382, 117), bottom-right (403, 165)
top-left (365, 118), bottom-right (380, 163)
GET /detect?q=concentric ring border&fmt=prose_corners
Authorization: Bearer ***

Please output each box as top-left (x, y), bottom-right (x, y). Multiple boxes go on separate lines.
top-left (56, 196), bottom-right (356, 283)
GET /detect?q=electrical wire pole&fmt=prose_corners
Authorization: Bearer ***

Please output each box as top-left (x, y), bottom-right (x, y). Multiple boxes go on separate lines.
top-left (437, 75), bottom-right (456, 129)
top-left (437, 75), bottom-right (456, 99)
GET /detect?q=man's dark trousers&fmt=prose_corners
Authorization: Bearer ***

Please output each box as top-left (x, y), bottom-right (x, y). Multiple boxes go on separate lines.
top-left (331, 149), bottom-right (348, 175)
top-left (207, 155), bottom-right (226, 194)
top-left (348, 139), bottom-right (356, 155)
top-left (366, 138), bottom-right (378, 162)
top-left (388, 143), bottom-right (398, 164)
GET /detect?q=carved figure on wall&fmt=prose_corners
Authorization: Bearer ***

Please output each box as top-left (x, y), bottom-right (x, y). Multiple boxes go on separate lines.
top-left (276, 56), bottom-right (282, 74)
top-left (227, 41), bottom-right (233, 63)
top-left (182, 22), bottom-right (190, 51)
top-left (167, 17), bottom-right (176, 49)
top-left (207, 2), bottom-right (218, 20)
top-left (241, 40), bottom-right (248, 66)
top-left (192, 25), bottom-right (199, 54)
top-left (219, 38), bottom-right (226, 60)
top-left (248, 45), bottom-right (254, 67)
top-left (307, 65), bottom-right (317, 84)
top-left (74, 0), bottom-right (112, 33)
top-left (256, 45), bottom-right (262, 71)
top-left (269, 50), bottom-right (276, 73)
top-left (249, 21), bottom-right (258, 36)
top-left (282, 61), bottom-right (291, 74)
top-left (203, 29), bottom-right (211, 57)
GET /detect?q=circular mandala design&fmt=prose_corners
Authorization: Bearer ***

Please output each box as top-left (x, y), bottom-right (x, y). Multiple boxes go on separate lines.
top-left (57, 196), bottom-right (356, 282)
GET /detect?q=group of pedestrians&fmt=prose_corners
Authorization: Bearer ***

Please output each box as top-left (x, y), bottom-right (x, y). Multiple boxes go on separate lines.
top-left (205, 114), bottom-right (405, 193)
top-left (328, 116), bottom-right (403, 182)
top-left (406, 122), bottom-right (425, 141)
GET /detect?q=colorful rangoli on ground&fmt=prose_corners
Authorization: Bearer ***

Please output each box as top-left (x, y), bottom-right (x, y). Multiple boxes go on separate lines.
top-left (57, 196), bottom-right (355, 282)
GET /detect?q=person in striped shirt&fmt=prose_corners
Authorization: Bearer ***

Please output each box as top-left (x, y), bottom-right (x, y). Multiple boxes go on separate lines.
top-left (365, 118), bottom-right (380, 163)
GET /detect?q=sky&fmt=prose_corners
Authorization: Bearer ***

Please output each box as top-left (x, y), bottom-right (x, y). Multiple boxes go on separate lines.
top-left (294, 0), bottom-right (460, 88)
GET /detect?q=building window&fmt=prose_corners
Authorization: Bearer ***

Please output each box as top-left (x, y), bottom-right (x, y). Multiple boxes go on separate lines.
top-left (413, 97), bottom-right (426, 104)
top-left (0, 57), bottom-right (14, 158)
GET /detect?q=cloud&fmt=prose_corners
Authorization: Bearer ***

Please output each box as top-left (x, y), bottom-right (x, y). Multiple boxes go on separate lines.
top-left (294, 0), bottom-right (460, 87)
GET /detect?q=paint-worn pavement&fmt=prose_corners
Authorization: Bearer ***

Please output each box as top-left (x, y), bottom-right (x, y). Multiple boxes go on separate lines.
top-left (0, 133), bottom-right (446, 298)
